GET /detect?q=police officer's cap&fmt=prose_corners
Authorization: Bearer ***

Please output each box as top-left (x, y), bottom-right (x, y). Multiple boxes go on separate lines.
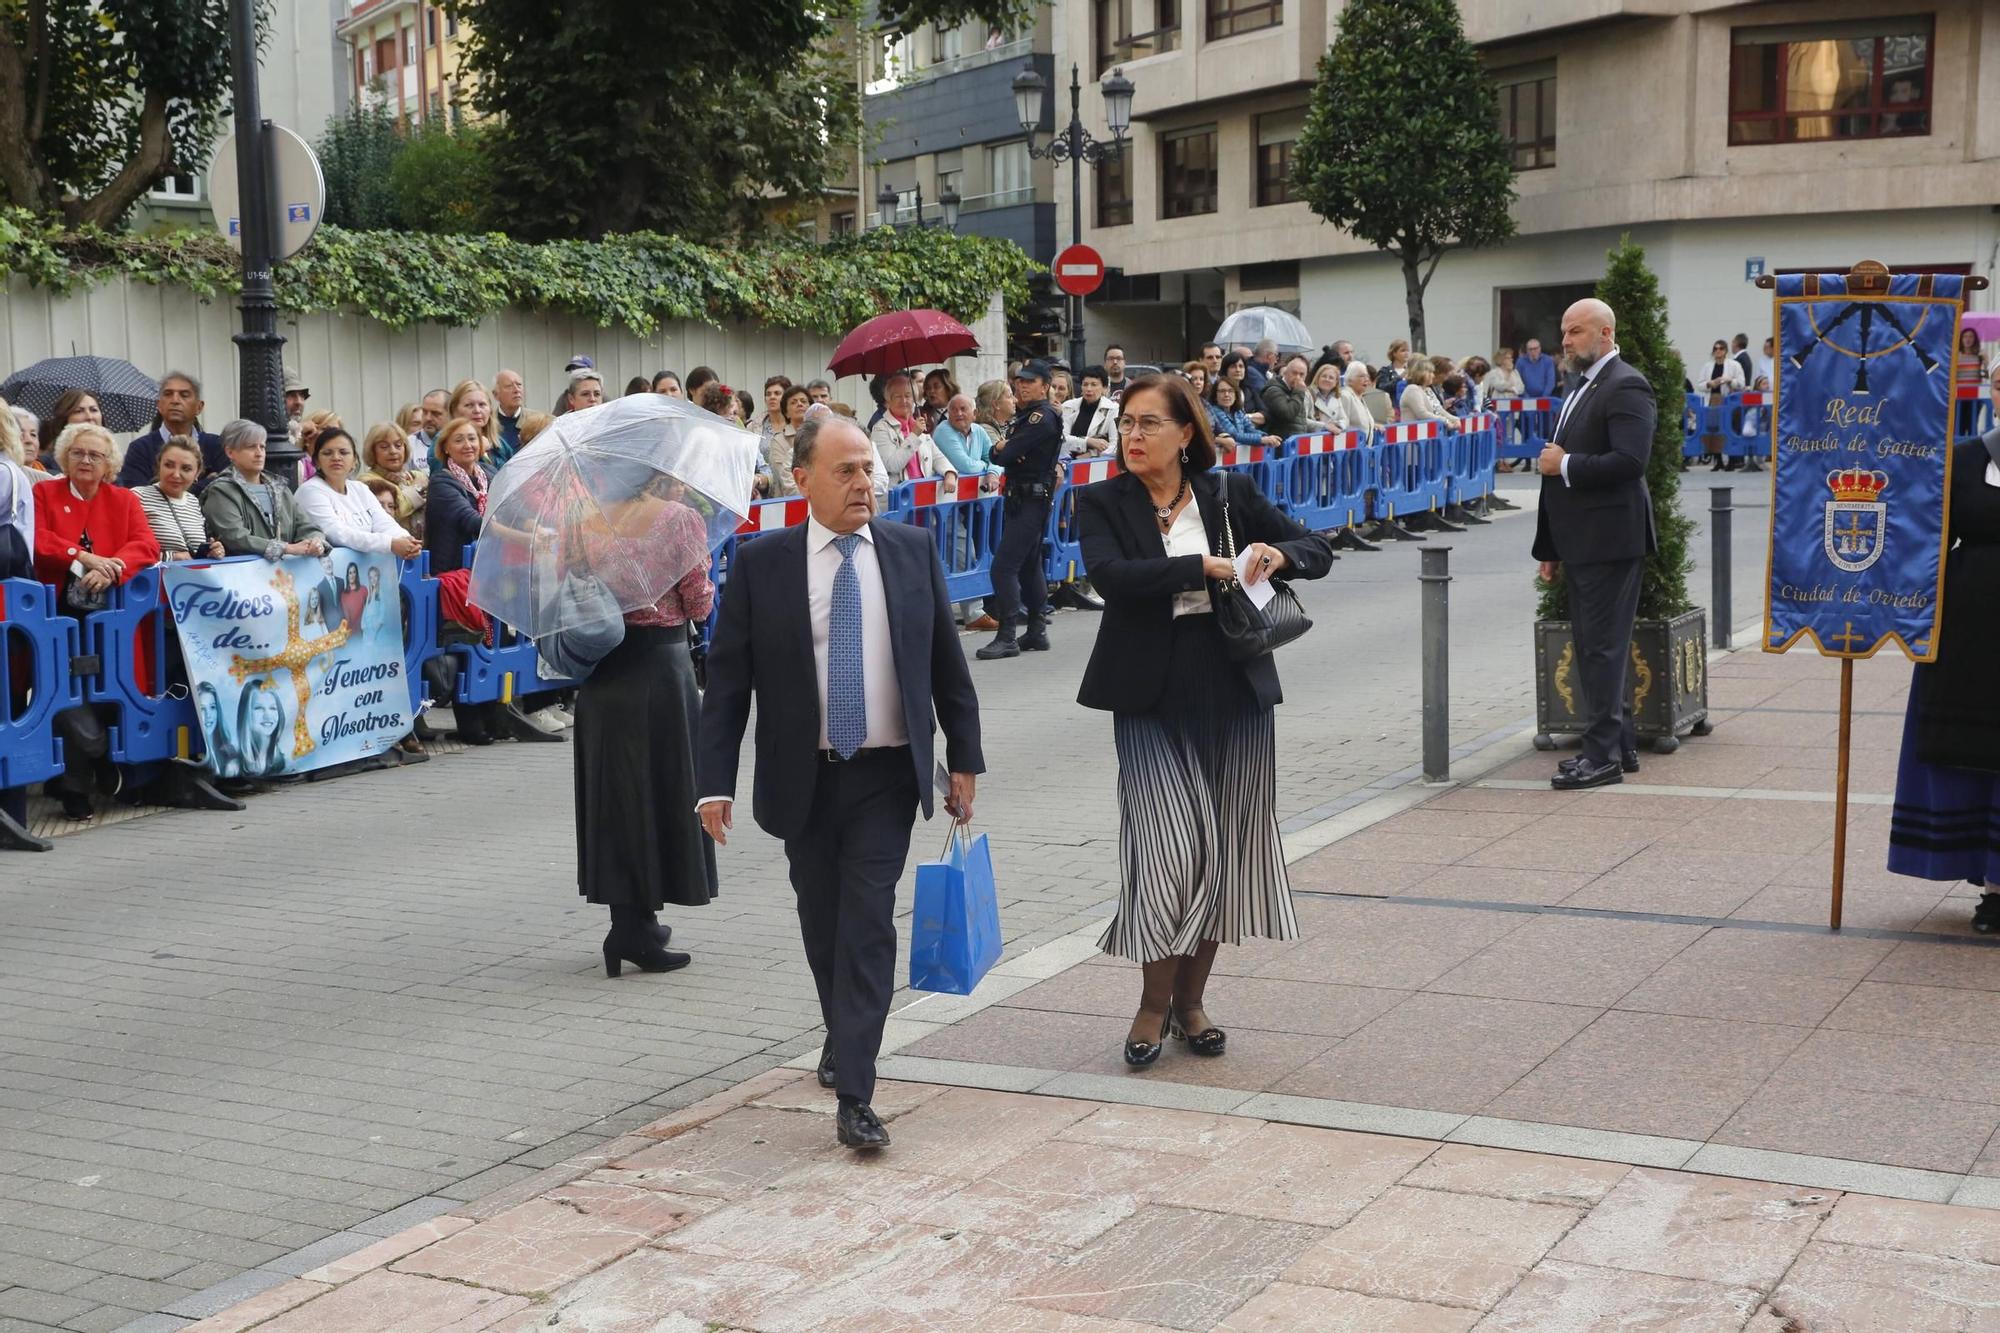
top-left (1012, 359), bottom-right (1052, 384)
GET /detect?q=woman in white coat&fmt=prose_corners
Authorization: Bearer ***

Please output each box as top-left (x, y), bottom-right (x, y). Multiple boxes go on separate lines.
top-left (293, 428), bottom-right (422, 559)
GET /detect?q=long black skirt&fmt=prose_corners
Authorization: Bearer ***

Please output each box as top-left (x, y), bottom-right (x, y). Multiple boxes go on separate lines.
top-left (573, 624), bottom-right (718, 909)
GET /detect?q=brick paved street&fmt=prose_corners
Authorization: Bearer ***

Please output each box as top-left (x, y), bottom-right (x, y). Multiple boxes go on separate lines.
top-left (0, 474), bottom-right (1776, 1332)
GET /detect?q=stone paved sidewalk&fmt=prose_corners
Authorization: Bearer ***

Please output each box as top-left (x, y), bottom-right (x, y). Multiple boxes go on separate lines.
top-left (181, 642), bottom-right (2000, 1332)
top-left (894, 646), bottom-right (2000, 1205)
top-left (180, 1067), bottom-right (2000, 1333)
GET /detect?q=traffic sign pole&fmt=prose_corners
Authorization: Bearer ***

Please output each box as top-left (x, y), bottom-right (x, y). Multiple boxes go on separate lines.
top-left (227, 0), bottom-right (294, 481)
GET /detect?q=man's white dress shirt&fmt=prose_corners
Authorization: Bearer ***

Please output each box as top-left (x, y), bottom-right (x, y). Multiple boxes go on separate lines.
top-left (805, 517), bottom-right (907, 752)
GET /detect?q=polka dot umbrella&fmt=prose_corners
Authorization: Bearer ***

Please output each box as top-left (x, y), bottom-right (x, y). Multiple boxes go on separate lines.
top-left (828, 309), bottom-right (979, 379)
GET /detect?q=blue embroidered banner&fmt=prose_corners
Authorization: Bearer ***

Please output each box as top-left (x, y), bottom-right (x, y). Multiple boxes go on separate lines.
top-left (163, 551), bottom-right (411, 777)
top-left (1765, 271), bottom-right (1963, 661)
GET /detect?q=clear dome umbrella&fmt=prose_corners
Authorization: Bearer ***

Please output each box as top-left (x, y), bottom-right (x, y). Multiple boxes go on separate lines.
top-left (469, 393), bottom-right (762, 639)
top-left (1214, 306), bottom-right (1315, 355)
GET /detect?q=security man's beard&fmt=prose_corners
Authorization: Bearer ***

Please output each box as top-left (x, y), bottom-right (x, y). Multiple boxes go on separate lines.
top-left (1566, 345), bottom-right (1603, 374)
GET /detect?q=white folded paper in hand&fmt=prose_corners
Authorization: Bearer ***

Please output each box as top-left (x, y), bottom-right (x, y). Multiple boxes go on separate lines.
top-left (1231, 547), bottom-right (1278, 609)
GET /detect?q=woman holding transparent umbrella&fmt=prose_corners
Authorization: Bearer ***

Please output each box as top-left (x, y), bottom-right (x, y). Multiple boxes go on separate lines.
top-left (472, 396), bottom-right (759, 978)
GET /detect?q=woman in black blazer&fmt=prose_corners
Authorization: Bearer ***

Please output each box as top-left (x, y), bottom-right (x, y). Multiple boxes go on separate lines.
top-left (1075, 374), bottom-right (1335, 1067)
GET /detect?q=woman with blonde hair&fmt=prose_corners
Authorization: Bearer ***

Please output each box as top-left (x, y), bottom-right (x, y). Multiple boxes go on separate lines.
top-left (360, 423), bottom-right (429, 540)
top-left (447, 379), bottom-right (502, 462)
top-left (0, 395), bottom-right (32, 577)
top-left (1397, 356), bottom-right (1460, 428)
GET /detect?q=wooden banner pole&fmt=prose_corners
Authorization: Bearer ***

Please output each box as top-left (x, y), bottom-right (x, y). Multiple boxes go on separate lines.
top-left (1830, 658), bottom-right (1854, 930)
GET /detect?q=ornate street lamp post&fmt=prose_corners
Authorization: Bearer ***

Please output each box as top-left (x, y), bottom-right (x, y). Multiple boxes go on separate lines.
top-left (876, 180), bottom-right (962, 231)
top-left (1012, 62), bottom-right (1134, 373)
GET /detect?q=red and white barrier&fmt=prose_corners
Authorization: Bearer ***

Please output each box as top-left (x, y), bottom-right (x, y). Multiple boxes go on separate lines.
top-left (1065, 458), bottom-right (1120, 485)
top-left (737, 496), bottom-right (811, 535)
top-left (1383, 420), bottom-right (1442, 444)
top-left (1488, 397), bottom-right (1556, 413)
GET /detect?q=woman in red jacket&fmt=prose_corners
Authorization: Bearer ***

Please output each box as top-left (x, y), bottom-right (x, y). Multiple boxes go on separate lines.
top-left (32, 423), bottom-right (161, 819)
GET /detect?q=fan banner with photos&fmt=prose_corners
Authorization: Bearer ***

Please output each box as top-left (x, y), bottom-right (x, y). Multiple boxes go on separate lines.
top-left (1764, 270), bottom-right (1963, 662)
top-left (163, 551), bottom-right (410, 778)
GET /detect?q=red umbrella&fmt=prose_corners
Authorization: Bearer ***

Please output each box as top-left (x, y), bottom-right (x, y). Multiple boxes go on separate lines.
top-left (828, 309), bottom-right (978, 378)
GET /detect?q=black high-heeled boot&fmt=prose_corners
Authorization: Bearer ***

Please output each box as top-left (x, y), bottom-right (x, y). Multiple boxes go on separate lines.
top-left (603, 904), bottom-right (689, 978)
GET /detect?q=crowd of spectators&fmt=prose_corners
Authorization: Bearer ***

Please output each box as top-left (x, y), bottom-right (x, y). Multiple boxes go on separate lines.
top-left (13, 330), bottom-right (1982, 825)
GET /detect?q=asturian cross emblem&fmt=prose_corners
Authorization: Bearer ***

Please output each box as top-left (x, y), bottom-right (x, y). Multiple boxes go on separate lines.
top-left (1823, 467), bottom-right (1890, 574)
top-left (228, 568), bottom-right (350, 758)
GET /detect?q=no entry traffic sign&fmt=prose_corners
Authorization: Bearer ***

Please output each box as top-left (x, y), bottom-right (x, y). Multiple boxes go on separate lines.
top-left (1053, 244), bottom-right (1106, 297)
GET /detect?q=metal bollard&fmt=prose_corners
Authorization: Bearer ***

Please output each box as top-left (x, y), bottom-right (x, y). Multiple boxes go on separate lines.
top-left (1420, 546), bottom-right (1452, 782)
top-left (1710, 486), bottom-right (1733, 650)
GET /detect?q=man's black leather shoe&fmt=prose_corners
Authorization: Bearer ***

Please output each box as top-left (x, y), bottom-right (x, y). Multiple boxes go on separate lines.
top-left (816, 1044), bottom-right (836, 1089)
top-left (1621, 748), bottom-right (1641, 774)
top-left (1553, 757), bottom-right (1623, 790)
top-left (835, 1101), bottom-right (889, 1149)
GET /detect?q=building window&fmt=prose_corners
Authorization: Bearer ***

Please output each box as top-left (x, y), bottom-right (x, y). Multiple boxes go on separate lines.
top-left (1096, 149), bottom-right (1133, 227)
top-left (1494, 66), bottom-right (1556, 170)
top-left (1160, 124), bottom-right (1217, 218)
top-left (150, 173), bottom-right (201, 202)
top-left (1255, 107), bottom-right (1304, 205)
top-left (987, 139), bottom-right (1030, 198)
top-left (931, 22), bottom-right (965, 65)
top-left (445, 11), bottom-right (457, 36)
top-left (1206, 0), bottom-right (1281, 42)
top-left (830, 211), bottom-right (857, 237)
top-left (1729, 17), bottom-right (1933, 145)
top-left (426, 8), bottom-right (437, 45)
top-left (360, 47), bottom-right (374, 81)
top-left (375, 35), bottom-right (395, 72)
top-left (404, 28), bottom-right (417, 65)
top-left (1095, 0), bottom-right (1180, 77)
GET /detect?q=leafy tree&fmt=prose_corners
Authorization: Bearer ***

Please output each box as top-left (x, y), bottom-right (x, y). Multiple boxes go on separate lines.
top-left (389, 123), bottom-right (490, 235)
top-left (316, 102), bottom-right (404, 232)
top-left (1292, 0), bottom-right (1516, 349)
top-left (448, 0), bottom-right (1024, 241)
top-left (0, 0), bottom-right (238, 227)
top-left (1537, 237), bottom-right (1694, 621)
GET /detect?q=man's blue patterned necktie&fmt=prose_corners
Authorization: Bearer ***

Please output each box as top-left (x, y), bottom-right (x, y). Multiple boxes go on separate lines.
top-left (827, 533), bottom-right (865, 759)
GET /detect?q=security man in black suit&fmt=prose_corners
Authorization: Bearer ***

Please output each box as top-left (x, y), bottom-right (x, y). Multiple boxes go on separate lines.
top-left (977, 360), bottom-right (1063, 661)
top-left (697, 411), bottom-right (983, 1151)
top-left (1533, 298), bottom-right (1658, 791)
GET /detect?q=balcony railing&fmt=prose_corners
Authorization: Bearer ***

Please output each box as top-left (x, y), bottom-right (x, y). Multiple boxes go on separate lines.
top-left (870, 35), bottom-right (1034, 94)
top-left (958, 187), bottom-right (1037, 213)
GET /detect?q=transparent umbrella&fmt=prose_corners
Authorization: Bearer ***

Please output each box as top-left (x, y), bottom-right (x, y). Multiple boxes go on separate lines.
top-left (468, 394), bottom-right (761, 639)
top-left (1213, 306), bottom-right (1315, 355)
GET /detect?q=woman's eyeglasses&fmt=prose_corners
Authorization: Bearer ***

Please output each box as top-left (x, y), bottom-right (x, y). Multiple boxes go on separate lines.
top-left (1116, 415), bottom-right (1172, 437)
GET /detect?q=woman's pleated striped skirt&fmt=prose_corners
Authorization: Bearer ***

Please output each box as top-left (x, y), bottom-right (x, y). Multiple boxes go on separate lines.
top-left (1098, 615), bottom-right (1300, 963)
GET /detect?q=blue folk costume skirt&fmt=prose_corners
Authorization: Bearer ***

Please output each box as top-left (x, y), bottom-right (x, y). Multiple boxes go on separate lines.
top-left (1887, 670), bottom-right (2000, 888)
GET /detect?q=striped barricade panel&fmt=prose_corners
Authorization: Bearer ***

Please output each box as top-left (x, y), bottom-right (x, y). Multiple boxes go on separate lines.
top-left (1048, 456), bottom-right (1122, 584)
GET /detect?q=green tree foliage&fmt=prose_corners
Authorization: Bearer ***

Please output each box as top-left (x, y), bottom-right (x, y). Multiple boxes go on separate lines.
top-left (1292, 0), bottom-right (1516, 349)
top-left (448, 0), bottom-right (1027, 241)
top-left (0, 204), bottom-right (1038, 336)
top-left (315, 103), bottom-right (404, 232)
top-left (449, 0), bottom-right (862, 241)
top-left (0, 0), bottom-right (238, 227)
top-left (1537, 237), bottom-right (1695, 622)
top-left (388, 123), bottom-right (490, 235)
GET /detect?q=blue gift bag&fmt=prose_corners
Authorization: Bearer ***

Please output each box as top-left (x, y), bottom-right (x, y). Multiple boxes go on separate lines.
top-left (908, 824), bottom-right (1002, 995)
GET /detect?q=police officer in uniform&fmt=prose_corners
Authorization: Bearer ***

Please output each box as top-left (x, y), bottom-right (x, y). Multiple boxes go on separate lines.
top-left (978, 360), bottom-right (1063, 661)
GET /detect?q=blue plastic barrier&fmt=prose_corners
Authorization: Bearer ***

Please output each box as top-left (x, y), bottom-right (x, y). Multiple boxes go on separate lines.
top-left (1488, 397), bottom-right (1559, 461)
top-left (400, 550), bottom-right (442, 714)
top-left (439, 543), bottom-right (578, 706)
top-left (83, 563), bottom-right (206, 769)
top-left (1047, 457), bottom-right (1120, 585)
top-left (1956, 385), bottom-right (1994, 442)
top-left (1378, 421), bottom-right (1445, 521)
top-left (0, 578), bottom-right (81, 791)
top-left (889, 476), bottom-right (1000, 604)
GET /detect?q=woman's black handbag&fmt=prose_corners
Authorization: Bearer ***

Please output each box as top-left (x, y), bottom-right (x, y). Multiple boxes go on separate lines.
top-left (1211, 497), bottom-right (1311, 662)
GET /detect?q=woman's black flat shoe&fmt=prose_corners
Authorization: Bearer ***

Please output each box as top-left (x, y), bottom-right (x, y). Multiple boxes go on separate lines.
top-left (1972, 893), bottom-right (2000, 935)
top-left (1124, 1012), bottom-right (1169, 1067)
top-left (1171, 1009), bottom-right (1227, 1057)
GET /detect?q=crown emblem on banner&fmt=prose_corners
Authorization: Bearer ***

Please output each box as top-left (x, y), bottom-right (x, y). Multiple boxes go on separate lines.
top-left (1826, 468), bottom-right (1890, 503)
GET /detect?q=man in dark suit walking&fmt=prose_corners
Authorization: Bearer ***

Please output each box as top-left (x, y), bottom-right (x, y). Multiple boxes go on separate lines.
top-left (1533, 298), bottom-right (1658, 790)
top-left (697, 411), bottom-right (984, 1150)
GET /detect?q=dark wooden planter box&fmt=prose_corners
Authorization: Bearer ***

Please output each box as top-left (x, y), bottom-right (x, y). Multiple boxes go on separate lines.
top-left (1533, 608), bottom-right (1713, 754)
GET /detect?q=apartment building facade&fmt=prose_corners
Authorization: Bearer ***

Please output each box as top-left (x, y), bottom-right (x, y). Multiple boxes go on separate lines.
top-left (1057, 0), bottom-right (1999, 369)
top-left (861, 16), bottom-right (1060, 292)
top-left (335, 0), bottom-right (474, 130)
